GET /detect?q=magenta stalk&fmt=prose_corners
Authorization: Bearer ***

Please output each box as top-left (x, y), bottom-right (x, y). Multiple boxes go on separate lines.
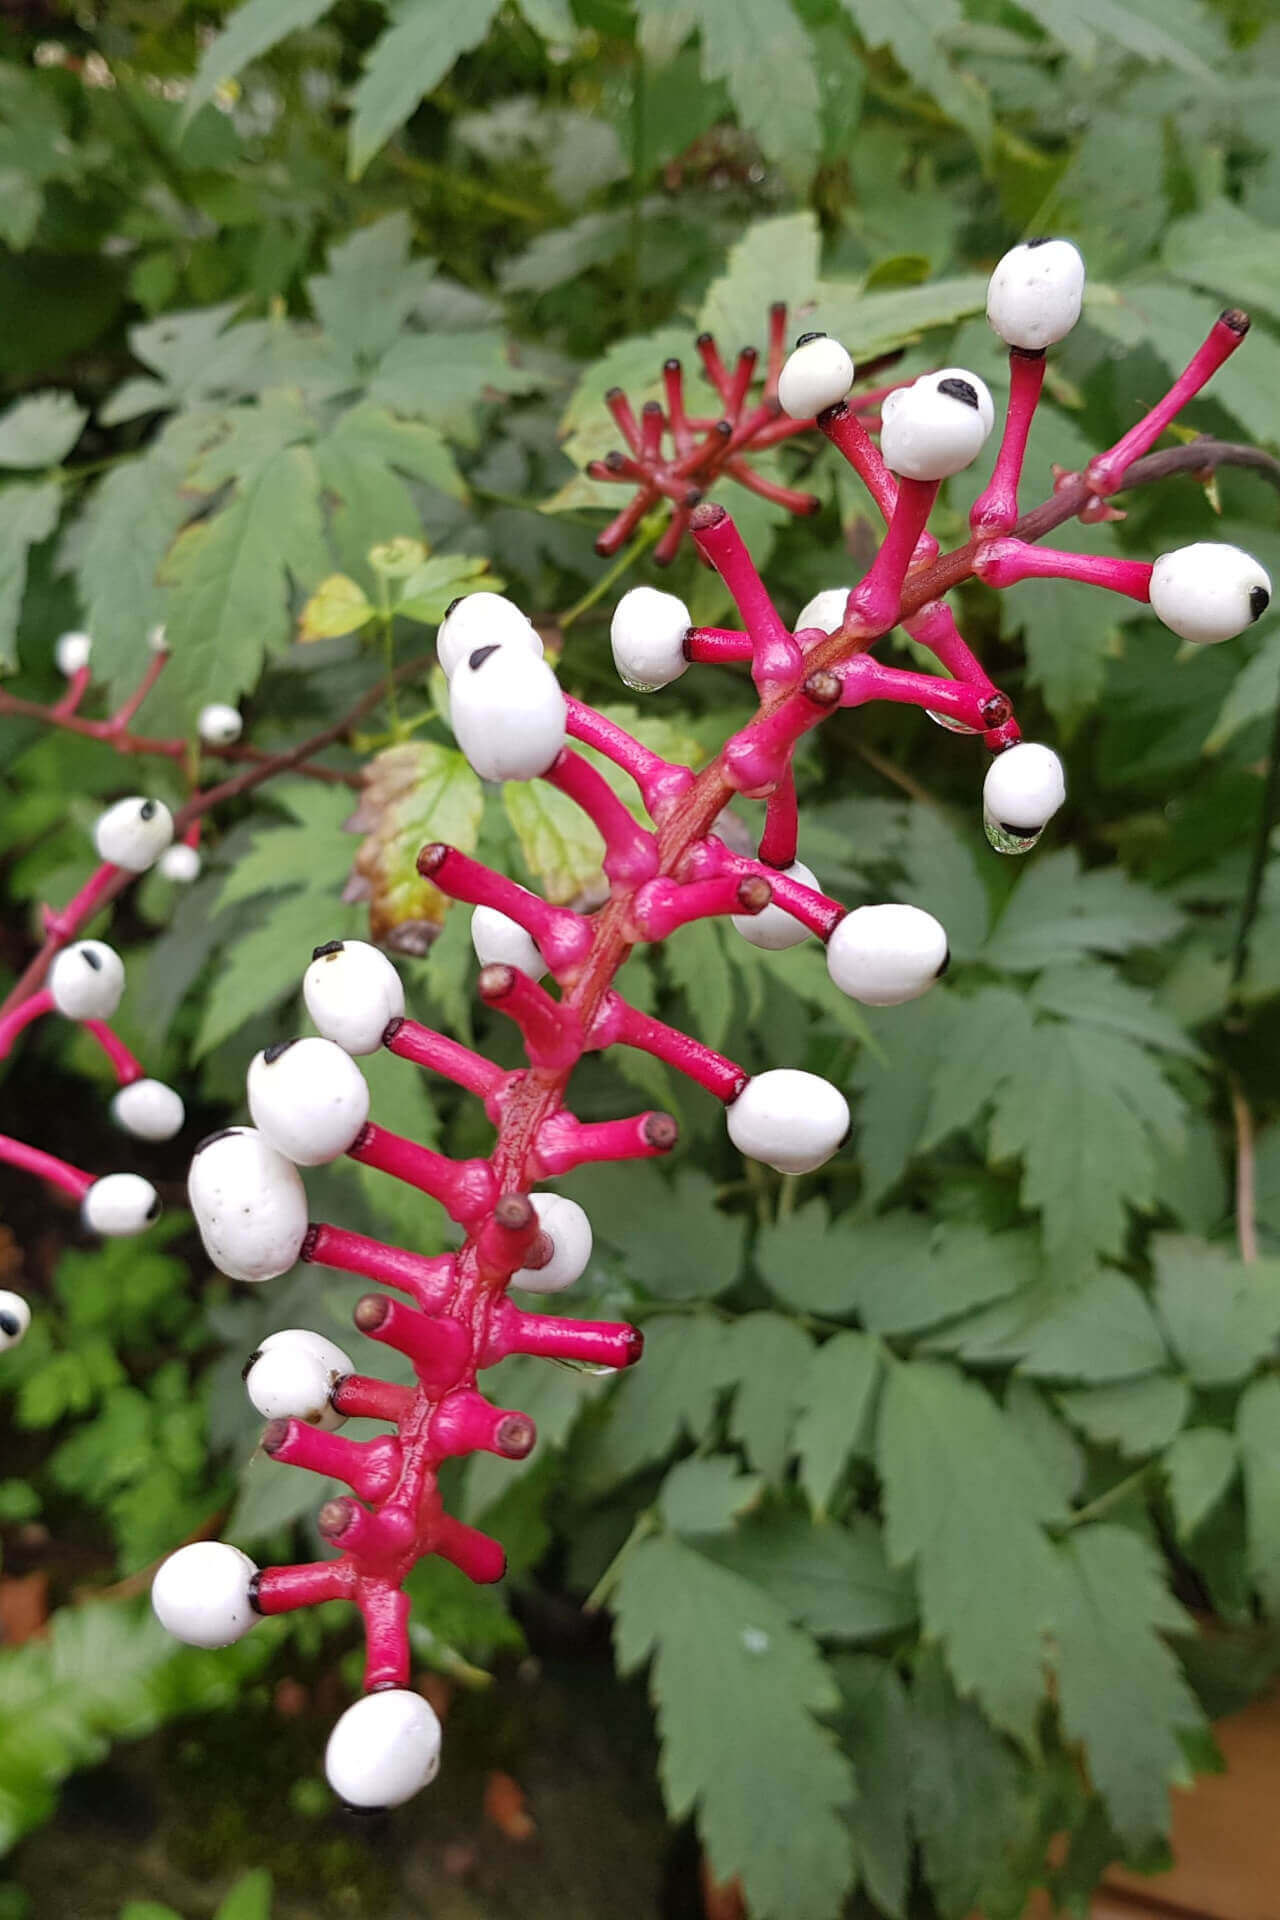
top-left (0, 1132), bottom-right (93, 1201)
top-left (696, 331), bottom-right (733, 402)
top-left (542, 749), bottom-right (660, 887)
top-left (905, 601), bottom-right (998, 693)
top-left (758, 768), bottom-right (799, 869)
top-left (846, 478), bottom-right (940, 631)
top-left (724, 457), bottom-right (820, 517)
top-left (590, 993), bottom-right (746, 1101)
top-left (485, 1297), bottom-right (645, 1371)
top-left (433, 1511), bottom-right (506, 1585)
top-left (604, 386), bottom-right (642, 453)
top-left (359, 1585), bottom-right (413, 1690)
top-left (317, 1495), bottom-right (416, 1567)
top-left (42, 862), bottom-right (120, 942)
top-left (532, 1108), bottom-right (678, 1176)
top-left (331, 1373), bottom-right (416, 1424)
top-left (106, 649), bottom-right (169, 734)
top-left (263, 1418), bottom-right (403, 1504)
top-left (974, 539), bottom-right (1153, 602)
top-left (689, 504), bottom-right (803, 694)
top-left (252, 1560), bottom-right (357, 1614)
top-left (83, 1020), bottom-right (144, 1087)
top-left (430, 1388), bottom-right (537, 1461)
top-left (303, 1223), bottom-right (456, 1310)
top-left (721, 670), bottom-right (843, 795)
top-left (817, 401), bottom-right (898, 522)
top-left (727, 859), bottom-right (846, 940)
top-left (839, 655), bottom-right (992, 730)
top-left (726, 346), bottom-right (757, 416)
top-left (353, 1292), bottom-right (473, 1395)
top-left (473, 1191), bottom-right (546, 1280)
top-left (563, 698), bottom-right (694, 816)
top-left (383, 1016), bottom-right (505, 1098)
top-left (0, 988), bottom-right (54, 1057)
top-left (346, 1123), bottom-right (497, 1225)
top-left (629, 871), bottom-right (772, 941)
top-left (1088, 309), bottom-right (1250, 494)
top-left (595, 487), bottom-right (659, 558)
top-left (641, 401), bottom-right (664, 460)
top-left (663, 359), bottom-right (693, 452)
top-left (417, 843), bottom-right (592, 976)
top-left (51, 666), bottom-right (92, 720)
top-left (685, 627), bottom-right (753, 665)
top-left (971, 349), bottom-right (1046, 535)
top-left (477, 963), bottom-right (583, 1072)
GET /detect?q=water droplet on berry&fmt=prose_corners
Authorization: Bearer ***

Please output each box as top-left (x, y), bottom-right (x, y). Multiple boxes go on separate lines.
top-left (926, 708), bottom-right (979, 735)
top-left (983, 809), bottom-right (1042, 856)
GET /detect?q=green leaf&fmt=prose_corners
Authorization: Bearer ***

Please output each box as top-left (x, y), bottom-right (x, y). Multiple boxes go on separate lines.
top-left (922, 987), bottom-right (1033, 1147)
top-left (877, 1358), bottom-right (1063, 1743)
top-left (832, 1656), bottom-right (911, 1918)
top-left (0, 391), bottom-right (86, 468)
top-left (984, 849), bottom-right (1183, 974)
top-left (503, 778), bottom-right (603, 903)
top-left (215, 781), bottom-right (355, 908)
top-left (0, 480), bottom-right (58, 671)
top-left (813, 275), bottom-right (991, 361)
top-left (1153, 1234), bottom-right (1280, 1386)
top-left (573, 1163), bottom-right (746, 1302)
top-left (588, 1314), bottom-right (734, 1485)
top-left (372, 332), bottom-right (544, 441)
top-left (1163, 1428), bottom-right (1237, 1539)
top-left (348, 0), bottom-right (505, 178)
top-left (613, 1532), bottom-right (856, 1920)
top-left (756, 1198), bottom-right (858, 1316)
top-left (214, 1869), bottom-right (274, 1920)
top-left (307, 214), bottom-right (436, 366)
top-left (1013, 0), bottom-right (1222, 74)
top-left (1237, 1375), bottom-right (1280, 1614)
top-left (727, 1312), bottom-right (815, 1483)
top-left (852, 1216), bottom-right (1032, 1336)
top-left (298, 572), bottom-right (374, 641)
top-left (72, 427), bottom-right (194, 696)
top-left (836, 0), bottom-right (992, 156)
top-left (1208, 628), bottom-right (1280, 754)
top-left (683, 0), bottom-right (821, 181)
top-left (395, 554), bottom-right (498, 626)
top-left (1088, 281), bottom-right (1280, 449)
top-left (660, 1456), bottom-right (765, 1534)
top-left (697, 213), bottom-right (822, 349)
top-left (1162, 200), bottom-right (1280, 322)
top-left (794, 1332), bottom-right (882, 1518)
top-left (195, 888), bottom-right (358, 1057)
top-left (350, 741), bottom-right (485, 947)
top-left (1030, 962), bottom-right (1201, 1061)
top-left (665, 918), bottom-right (734, 1052)
top-left (1056, 1375), bottom-right (1191, 1456)
top-left (896, 804), bottom-right (990, 963)
top-left (701, 1509), bottom-right (915, 1640)
top-left (1051, 1525), bottom-right (1203, 1850)
top-left (850, 996), bottom-right (946, 1206)
top-left (186, 0), bottom-right (335, 117)
top-left (1003, 1379), bottom-right (1086, 1505)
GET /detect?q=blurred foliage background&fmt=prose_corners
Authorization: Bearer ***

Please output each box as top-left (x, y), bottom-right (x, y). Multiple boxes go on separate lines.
top-left (4, 0), bottom-right (1280, 1915)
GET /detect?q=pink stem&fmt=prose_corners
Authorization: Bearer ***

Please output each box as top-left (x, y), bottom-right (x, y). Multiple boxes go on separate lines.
top-left (685, 627), bottom-right (754, 665)
top-left (485, 1296), bottom-right (644, 1370)
top-left (563, 697), bottom-right (694, 817)
top-left (971, 350), bottom-right (1046, 535)
top-left (663, 358), bottom-right (694, 454)
top-left (51, 666), bottom-right (92, 719)
top-left (629, 871), bottom-right (772, 940)
top-left (818, 401), bottom-right (898, 521)
top-left (0, 988), bottom-right (54, 1058)
top-left (723, 857), bottom-right (846, 940)
top-left (532, 1108), bottom-right (677, 1176)
top-left (1088, 309), bottom-right (1250, 494)
top-left (846, 478), bottom-right (940, 630)
top-left (43, 863), bottom-right (120, 942)
top-left (595, 487), bottom-right (659, 557)
top-left (383, 1016), bottom-right (505, 1097)
top-left (0, 1132), bottom-right (93, 1200)
top-left (604, 387), bottom-right (642, 453)
top-left (83, 1020), bottom-right (144, 1086)
top-left (904, 601), bottom-right (997, 692)
top-left (589, 993), bottom-right (746, 1101)
top-left (353, 1293), bottom-right (473, 1395)
top-left (759, 767), bottom-right (798, 868)
top-left (747, 412), bottom-right (818, 451)
top-left (726, 347), bottom-right (758, 417)
top-left (347, 1123), bottom-right (497, 1225)
top-left (721, 671), bottom-right (842, 795)
top-left (331, 1374), bottom-right (416, 1423)
top-left (690, 504), bottom-right (803, 694)
top-left (764, 303), bottom-right (787, 400)
top-left (430, 1388), bottom-right (537, 1460)
top-left (654, 504), bottom-right (694, 568)
top-left (318, 1496), bottom-right (416, 1567)
top-left (696, 331), bottom-right (733, 404)
top-left (641, 401), bottom-right (664, 460)
top-left (477, 964), bottom-right (583, 1071)
top-left (725, 458), bottom-right (820, 517)
top-left (839, 655), bottom-right (991, 729)
top-left (473, 1193), bottom-right (545, 1282)
top-left (253, 1561), bottom-right (356, 1614)
top-left (106, 651), bottom-right (170, 735)
top-left (303, 1223), bottom-right (456, 1309)
top-left (974, 539), bottom-right (1153, 602)
top-left (434, 1511), bottom-right (506, 1585)
top-left (543, 749), bottom-right (660, 887)
top-left (417, 844), bottom-right (593, 976)
top-left (263, 1419), bottom-right (403, 1504)
top-left (360, 1584), bottom-right (412, 1690)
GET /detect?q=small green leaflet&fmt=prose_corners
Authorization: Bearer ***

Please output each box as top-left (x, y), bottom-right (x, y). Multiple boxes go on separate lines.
top-left (0, 391), bottom-right (86, 468)
top-left (659, 1455), bottom-right (765, 1534)
top-left (832, 1656), bottom-right (911, 1917)
top-left (836, 0), bottom-right (992, 157)
top-left (895, 803), bottom-right (990, 963)
top-left (349, 740), bottom-right (484, 945)
top-left (696, 212), bottom-right (821, 348)
top-left (1152, 1234), bottom-right (1280, 1386)
top-left (571, 1163), bottom-right (746, 1302)
top-left (1162, 200), bottom-right (1280, 326)
top-left (922, 987), bottom-right (1032, 1147)
top-left (756, 1197), bottom-right (858, 1316)
top-left (679, 0), bottom-right (822, 184)
top-left (1236, 1375), bottom-right (1280, 1614)
top-left (185, 0), bottom-right (337, 118)
top-left (665, 917), bottom-right (734, 1053)
top-left (348, 0), bottom-right (505, 179)
top-left (1163, 1428), bottom-right (1237, 1539)
top-left (1055, 1376), bottom-right (1191, 1457)
top-left (701, 1509), bottom-right (915, 1641)
top-left (794, 1330), bottom-right (882, 1516)
top-left (813, 273), bottom-right (991, 361)
top-left (1029, 963), bottom-right (1201, 1062)
top-left (586, 1314), bottom-right (734, 1487)
top-left (984, 848), bottom-right (1183, 974)
top-left (1012, 0), bottom-right (1222, 80)
top-left (613, 1532), bottom-right (856, 1920)
top-left (0, 480), bottom-right (59, 671)
top-left (926, 1265), bottom-right (1169, 1383)
top-left (727, 1311), bottom-right (815, 1484)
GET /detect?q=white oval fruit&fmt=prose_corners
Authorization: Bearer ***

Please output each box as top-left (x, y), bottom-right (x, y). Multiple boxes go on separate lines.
top-left (83, 1172), bottom-right (160, 1237)
top-left (777, 333), bottom-right (855, 420)
top-left (303, 940), bottom-right (405, 1056)
top-left (471, 903), bottom-right (547, 981)
top-left (111, 1078), bottom-right (185, 1142)
top-left (188, 1127), bottom-right (308, 1283)
top-left (0, 1290), bottom-right (30, 1350)
top-left (146, 623), bottom-right (169, 653)
top-left (794, 588), bottom-right (852, 635)
top-left (982, 742), bottom-right (1066, 837)
top-left (513, 1192), bottom-right (593, 1292)
top-left (732, 860), bottom-right (819, 951)
top-left (826, 903), bottom-right (948, 1007)
top-left (324, 1689), bottom-right (443, 1810)
top-left (449, 642), bottom-right (566, 782)
top-left (1149, 543), bottom-right (1271, 647)
top-left (48, 939), bottom-right (125, 1020)
top-left (247, 1037), bottom-right (370, 1166)
top-left (55, 630), bottom-right (92, 676)
top-left (726, 1070), bottom-right (850, 1176)
top-left (159, 842), bottom-right (201, 884)
top-left (152, 1541), bottom-right (260, 1649)
top-left (436, 592), bottom-right (543, 680)
top-left (246, 1327), bottom-right (354, 1428)
top-left (93, 796), bottom-right (174, 872)
top-left (880, 370), bottom-right (995, 482)
top-left (197, 703), bottom-right (243, 746)
top-left (986, 238), bottom-right (1086, 351)
top-left (609, 586), bottom-right (691, 692)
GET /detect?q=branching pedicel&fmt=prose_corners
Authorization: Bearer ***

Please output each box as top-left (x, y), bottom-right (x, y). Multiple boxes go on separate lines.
top-left (1, 239), bottom-right (1272, 1812)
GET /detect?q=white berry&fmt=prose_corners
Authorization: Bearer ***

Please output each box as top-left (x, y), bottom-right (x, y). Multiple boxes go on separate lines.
top-left (880, 369), bottom-right (994, 481)
top-left (471, 903), bottom-right (547, 981)
top-left (159, 842), bottom-right (201, 884)
top-left (726, 1070), bottom-right (850, 1175)
top-left (197, 703), bottom-right (243, 746)
top-left (93, 796), bottom-right (174, 872)
top-left (987, 238), bottom-right (1086, 351)
top-left (83, 1172), bottom-right (160, 1237)
top-left (1149, 543), bottom-right (1271, 647)
top-left (48, 939), bottom-right (124, 1020)
top-left (245, 1327), bottom-right (353, 1428)
top-left (247, 1037), bottom-right (370, 1166)
top-left (152, 1541), bottom-right (259, 1649)
top-left (982, 742), bottom-right (1066, 838)
top-left (826, 903), bottom-right (948, 1006)
top-left (732, 860), bottom-right (819, 951)
top-left (610, 587), bottom-right (691, 692)
top-left (514, 1192), bottom-right (593, 1292)
top-left (112, 1078), bottom-right (184, 1142)
top-left (188, 1126), bottom-right (308, 1283)
top-left (303, 939), bottom-right (405, 1056)
top-left (146, 623), bottom-right (169, 653)
top-left (325, 1690), bottom-right (442, 1810)
top-left (437, 592), bottom-right (543, 680)
top-left (0, 1290), bottom-right (30, 1350)
top-left (55, 630), bottom-right (92, 676)
top-left (449, 642), bottom-right (566, 782)
top-left (777, 333), bottom-right (855, 420)
top-left (794, 589), bottom-right (852, 635)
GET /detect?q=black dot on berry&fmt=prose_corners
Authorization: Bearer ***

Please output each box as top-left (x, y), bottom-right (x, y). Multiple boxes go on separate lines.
top-left (795, 330), bottom-right (826, 346)
top-left (139, 800), bottom-right (157, 820)
top-left (263, 1039), bottom-right (300, 1064)
top-left (938, 377), bottom-right (980, 410)
top-left (443, 596), bottom-right (463, 620)
top-left (1024, 236), bottom-right (1052, 248)
top-left (312, 940), bottom-right (344, 960)
top-left (468, 644), bottom-right (501, 671)
top-left (195, 1127), bottom-right (242, 1154)
top-left (81, 947), bottom-right (102, 970)
top-left (1250, 585), bottom-right (1270, 622)
top-left (0, 1313), bottom-right (19, 1338)
top-left (936, 947), bottom-right (951, 979)
top-left (146, 1195), bottom-right (161, 1221)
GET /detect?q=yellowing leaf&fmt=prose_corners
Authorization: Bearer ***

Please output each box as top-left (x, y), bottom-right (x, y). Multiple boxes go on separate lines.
top-left (298, 573), bottom-right (374, 641)
top-left (350, 740), bottom-right (484, 950)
